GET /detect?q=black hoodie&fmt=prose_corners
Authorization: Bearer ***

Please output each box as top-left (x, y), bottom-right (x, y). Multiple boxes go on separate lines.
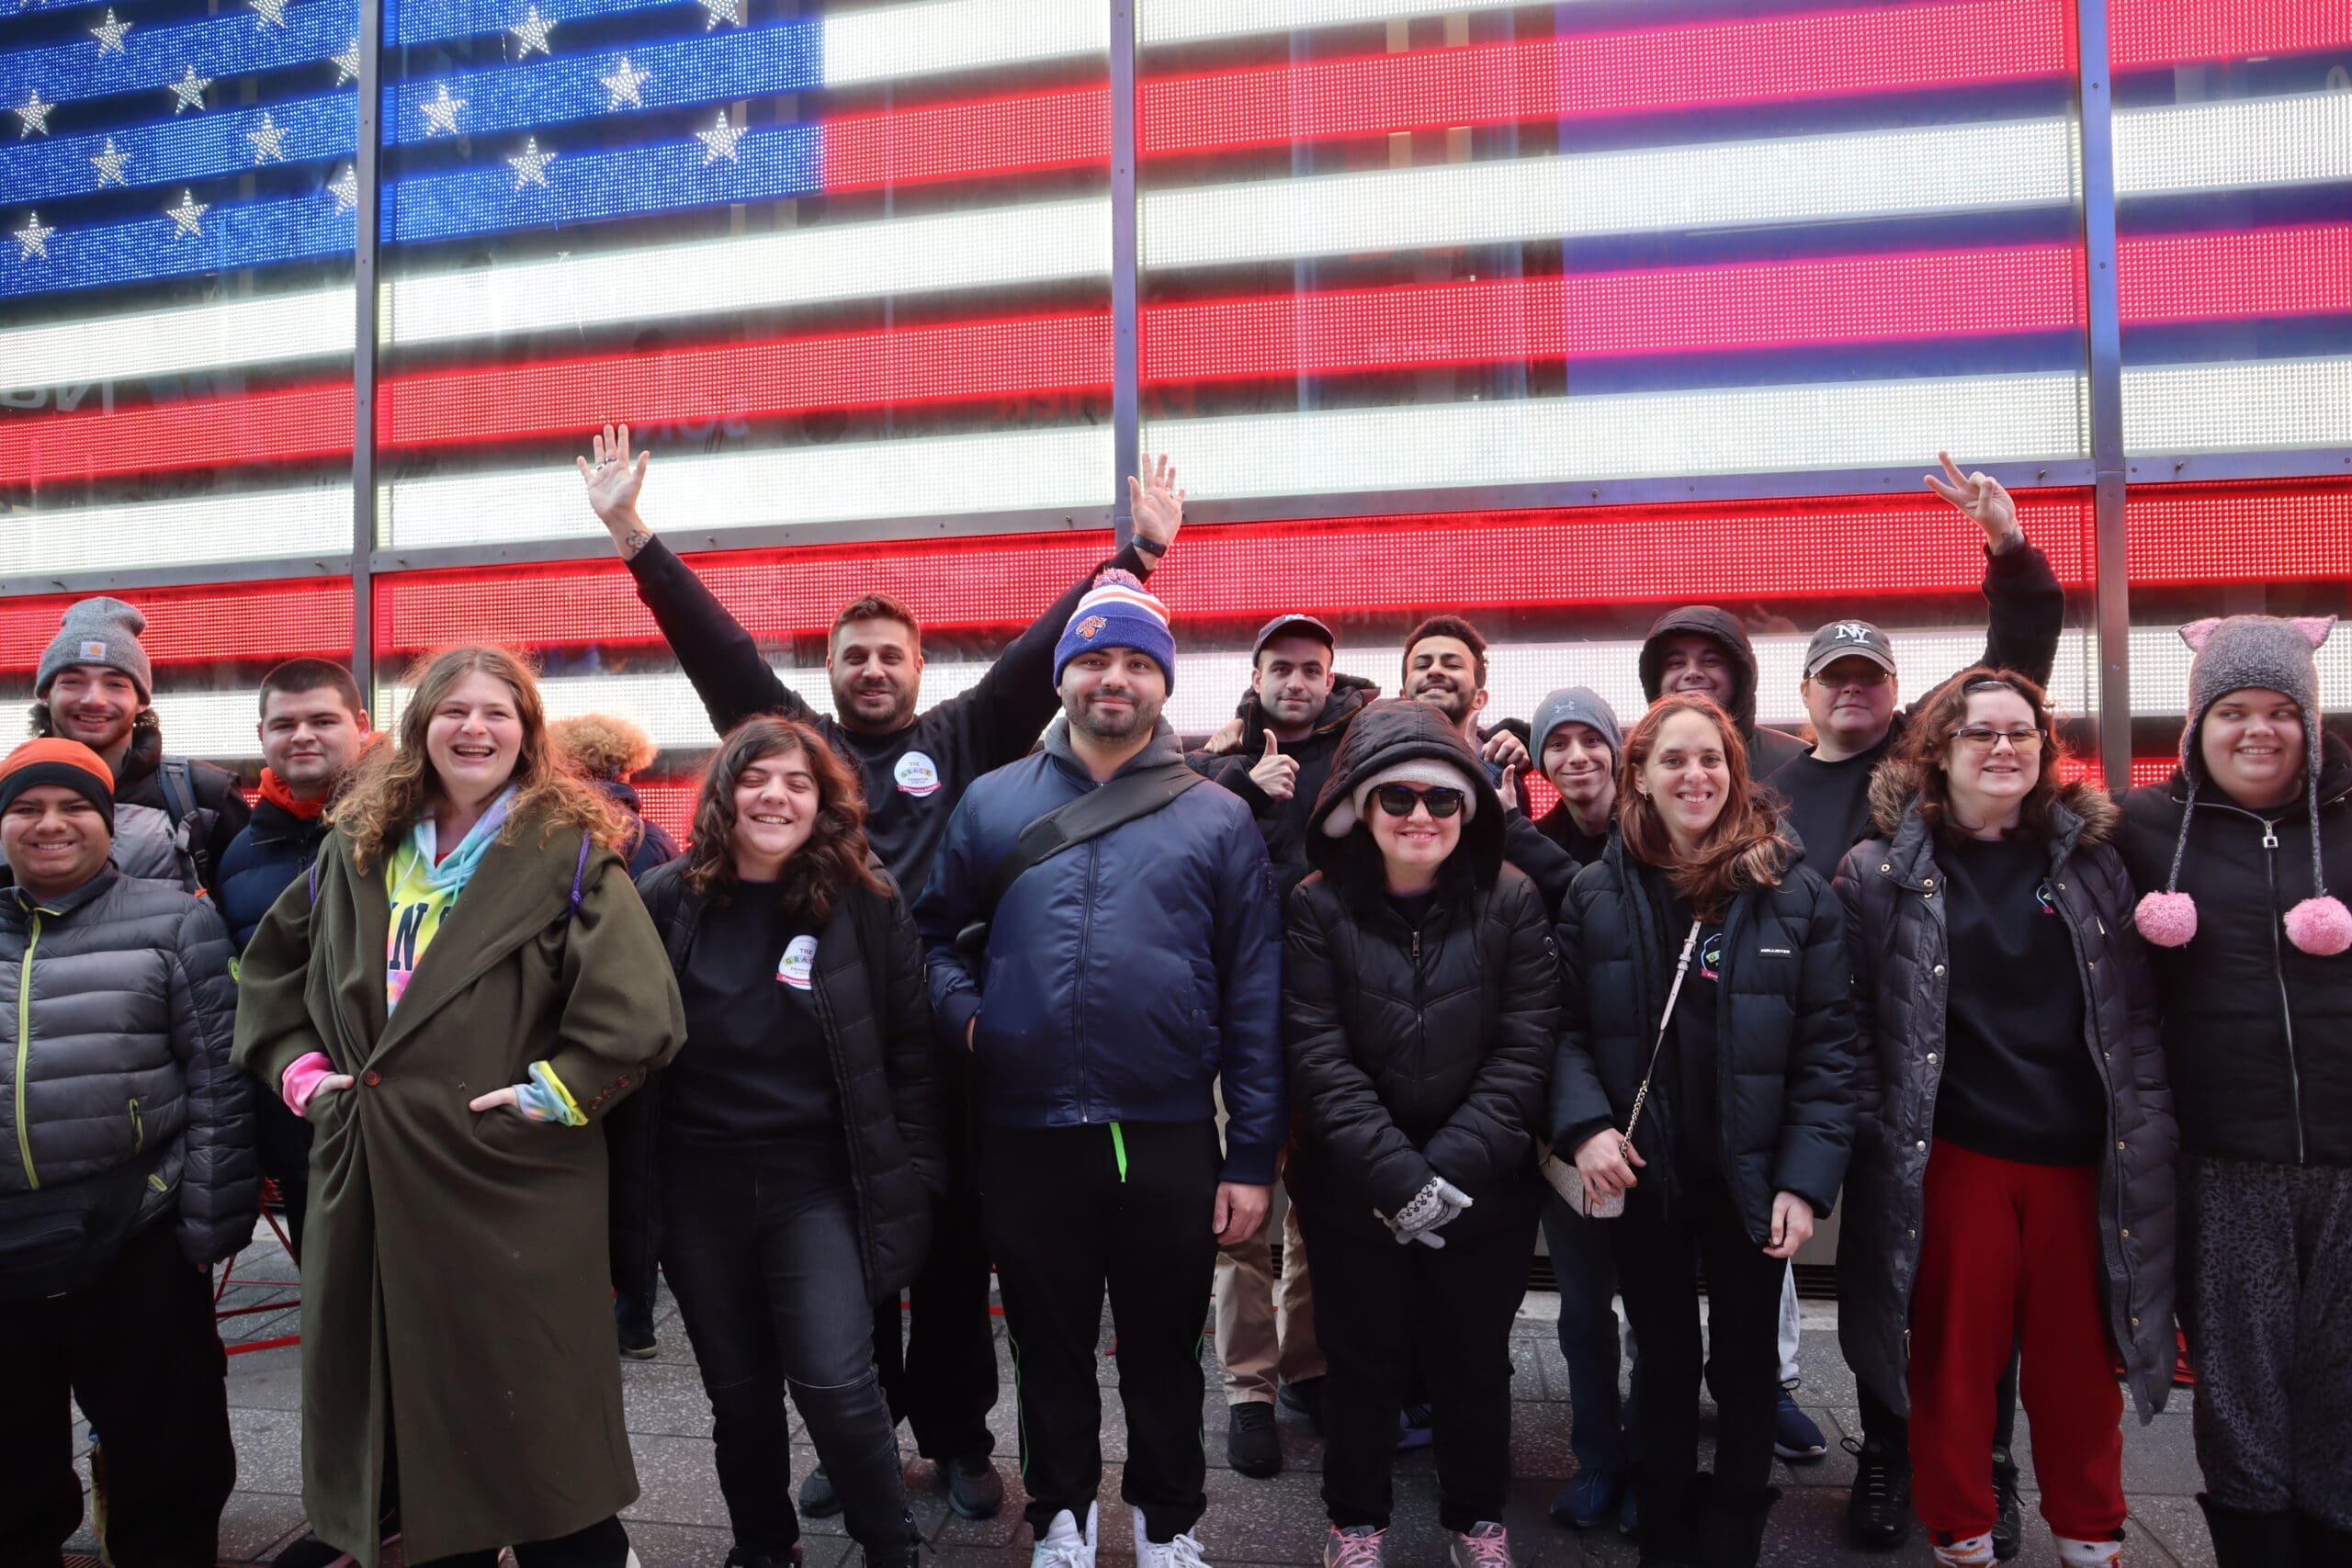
top-left (1192, 673), bottom-right (1379, 901)
top-left (1637, 606), bottom-right (1809, 776)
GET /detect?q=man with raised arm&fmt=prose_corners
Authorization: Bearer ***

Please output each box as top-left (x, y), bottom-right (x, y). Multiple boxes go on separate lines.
top-left (577, 424), bottom-right (1189, 1525)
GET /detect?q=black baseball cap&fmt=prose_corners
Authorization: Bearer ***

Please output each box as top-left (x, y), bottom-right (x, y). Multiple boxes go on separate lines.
top-left (1252, 614), bottom-right (1337, 660)
top-left (1804, 620), bottom-right (1897, 678)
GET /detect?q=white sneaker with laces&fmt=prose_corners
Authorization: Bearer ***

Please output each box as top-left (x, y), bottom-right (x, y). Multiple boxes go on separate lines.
top-left (1132, 1505), bottom-right (1212, 1568)
top-left (1324, 1524), bottom-right (1386, 1567)
top-left (2054, 1535), bottom-right (2123, 1568)
top-left (1032, 1504), bottom-right (1098, 1568)
top-left (1447, 1521), bottom-right (1515, 1568)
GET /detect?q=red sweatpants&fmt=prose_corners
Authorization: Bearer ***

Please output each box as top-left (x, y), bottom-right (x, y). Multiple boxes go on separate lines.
top-left (1908, 1140), bottom-right (2124, 1542)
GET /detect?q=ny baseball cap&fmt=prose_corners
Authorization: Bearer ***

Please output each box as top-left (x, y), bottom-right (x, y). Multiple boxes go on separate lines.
top-left (1804, 619), bottom-right (1898, 678)
top-left (1252, 614), bottom-right (1337, 659)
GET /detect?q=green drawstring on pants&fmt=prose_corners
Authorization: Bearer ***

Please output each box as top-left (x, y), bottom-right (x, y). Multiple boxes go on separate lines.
top-left (1110, 1122), bottom-right (1128, 1183)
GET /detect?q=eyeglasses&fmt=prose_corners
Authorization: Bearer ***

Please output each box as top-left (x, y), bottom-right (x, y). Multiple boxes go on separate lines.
top-left (1373, 784), bottom-right (1465, 818)
top-left (1952, 726), bottom-right (2044, 752)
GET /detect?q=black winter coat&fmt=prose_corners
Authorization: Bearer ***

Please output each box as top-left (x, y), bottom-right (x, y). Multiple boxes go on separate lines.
top-left (611, 860), bottom-right (949, 1304)
top-left (1551, 840), bottom-right (1857, 1240)
top-left (1192, 673), bottom-right (1379, 901)
top-left (2116, 734), bottom-right (2352, 1168)
top-left (1283, 700), bottom-right (1555, 1243)
top-left (1637, 606), bottom-right (1809, 776)
top-left (217, 799), bottom-right (332, 951)
top-left (1833, 773), bottom-right (2176, 1422)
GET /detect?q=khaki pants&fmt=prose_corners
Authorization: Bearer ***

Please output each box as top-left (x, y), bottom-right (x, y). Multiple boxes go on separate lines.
top-left (1212, 1078), bottom-right (1323, 1404)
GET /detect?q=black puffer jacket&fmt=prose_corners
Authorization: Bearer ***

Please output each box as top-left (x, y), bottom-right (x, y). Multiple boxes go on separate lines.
top-left (1283, 700), bottom-right (1555, 1243)
top-left (1638, 606), bottom-right (1808, 776)
top-left (1551, 839), bottom-right (1856, 1239)
top-left (1193, 673), bottom-right (1379, 901)
top-left (2116, 733), bottom-right (2352, 1167)
top-left (611, 860), bottom-right (948, 1303)
top-left (1833, 771), bottom-right (2176, 1422)
top-left (0, 865), bottom-right (255, 1269)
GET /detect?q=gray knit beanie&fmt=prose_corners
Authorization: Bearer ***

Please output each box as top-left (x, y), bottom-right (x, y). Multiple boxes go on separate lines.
top-left (37, 597), bottom-right (153, 701)
top-left (1531, 687), bottom-right (1623, 767)
top-left (2137, 615), bottom-right (2349, 955)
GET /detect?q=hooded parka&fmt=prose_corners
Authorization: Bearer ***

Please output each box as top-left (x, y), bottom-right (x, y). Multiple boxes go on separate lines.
top-left (610, 860), bottom-right (948, 1305)
top-left (1832, 771), bottom-right (2177, 1423)
top-left (1637, 607), bottom-right (1809, 777)
top-left (231, 816), bottom-right (686, 1568)
top-left (1192, 673), bottom-right (1379, 900)
top-left (1549, 839), bottom-right (1856, 1240)
top-left (1282, 700), bottom-right (1556, 1243)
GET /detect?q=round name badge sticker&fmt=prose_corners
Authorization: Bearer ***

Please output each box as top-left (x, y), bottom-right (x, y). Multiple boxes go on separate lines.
top-left (895, 750), bottom-right (942, 797)
top-left (777, 935), bottom-right (819, 990)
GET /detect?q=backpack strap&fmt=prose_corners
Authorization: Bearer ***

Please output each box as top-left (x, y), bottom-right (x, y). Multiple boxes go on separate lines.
top-left (154, 757), bottom-right (212, 896)
top-left (567, 832), bottom-right (592, 919)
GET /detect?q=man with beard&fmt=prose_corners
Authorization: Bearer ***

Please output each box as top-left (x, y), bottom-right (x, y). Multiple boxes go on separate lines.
top-left (17, 598), bottom-right (249, 898)
top-left (917, 573), bottom-right (1283, 1568)
top-left (579, 425), bottom-right (1188, 1522)
top-left (1188, 614), bottom-right (1373, 1476)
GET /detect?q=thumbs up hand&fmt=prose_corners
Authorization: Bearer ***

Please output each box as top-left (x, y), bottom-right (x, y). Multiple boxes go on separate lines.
top-left (1250, 728), bottom-right (1302, 802)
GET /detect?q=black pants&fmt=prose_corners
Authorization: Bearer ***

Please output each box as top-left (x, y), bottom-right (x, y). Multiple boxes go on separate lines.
top-left (411, 1515), bottom-right (628, 1568)
top-left (981, 1120), bottom-right (1221, 1544)
top-left (660, 1148), bottom-right (911, 1554)
top-left (254, 1091), bottom-right (313, 1261)
top-left (1300, 1191), bottom-right (1538, 1533)
top-left (1612, 1180), bottom-right (1786, 1528)
top-left (1856, 1352), bottom-right (2021, 1460)
top-left (0, 1220), bottom-right (236, 1568)
top-left (871, 1084), bottom-right (999, 1460)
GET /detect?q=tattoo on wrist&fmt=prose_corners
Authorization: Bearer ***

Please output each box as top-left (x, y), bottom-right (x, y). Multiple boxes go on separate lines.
top-left (621, 527), bottom-right (652, 558)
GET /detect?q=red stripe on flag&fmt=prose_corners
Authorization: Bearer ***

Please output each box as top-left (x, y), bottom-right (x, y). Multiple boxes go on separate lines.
top-left (0, 580), bottom-right (354, 674)
top-left (2110, 0), bottom-right (2352, 67)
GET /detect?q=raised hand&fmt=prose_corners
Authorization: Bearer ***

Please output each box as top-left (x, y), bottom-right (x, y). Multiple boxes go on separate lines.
top-left (576, 423), bottom-right (655, 558)
top-left (1249, 728), bottom-right (1300, 802)
top-left (1481, 727), bottom-right (1530, 771)
top-left (1127, 452), bottom-right (1185, 561)
top-left (1200, 716), bottom-right (1248, 756)
top-left (1924, 450), bottom-right (2020, 549)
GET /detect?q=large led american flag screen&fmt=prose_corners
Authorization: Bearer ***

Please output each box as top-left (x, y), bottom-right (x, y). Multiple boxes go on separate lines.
top-left (1, 0), bottom-right (2347, 840)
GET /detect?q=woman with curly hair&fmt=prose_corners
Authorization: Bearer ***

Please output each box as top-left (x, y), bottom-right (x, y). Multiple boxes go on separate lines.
top-left (233, 646), bottom-right (685, 1568)
top-left (1550, 693), bottom-right (1856, 1568)
top-left (1835, 671), bottom-right (2174, 1568)
top-left (612, 716), bottom-right (944, 1568)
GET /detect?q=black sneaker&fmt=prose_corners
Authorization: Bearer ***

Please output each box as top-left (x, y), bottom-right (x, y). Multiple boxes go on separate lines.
top-left (617, 1324), bottom-right (657, 1361)
top-left (270, 1509), bottom-right (402, 1568)
top-left (945, 1452), bottom-right (1005, 1519)
top-left (1842, 1437), bottom-right (1912, 1550)
top-left (1991, 1450), bottom-right (2022, 1562)
top-left (1227, 1402), bottom-right (1283, 1478)
top-left (1277, 1375), bottom-right (1326, 1433)
top-left (721, 1548), bottom-right (804, 1568)
top-left (797, 1464), bottom-right (841, 1518)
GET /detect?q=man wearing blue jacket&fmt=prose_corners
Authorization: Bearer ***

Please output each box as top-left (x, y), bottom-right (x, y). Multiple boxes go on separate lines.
top-left (918, 572), bottom-right (1285, 1568)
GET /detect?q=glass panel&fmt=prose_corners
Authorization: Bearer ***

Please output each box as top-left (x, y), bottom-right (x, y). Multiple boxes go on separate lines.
top-left (373, 0), bottom-right (1115, 552)
top-left (2111, 0), bottom-right (2352, 457)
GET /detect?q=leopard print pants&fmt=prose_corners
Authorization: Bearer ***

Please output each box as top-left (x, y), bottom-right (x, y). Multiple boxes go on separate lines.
top-left (2179, 1155), bottom-right (2352, 1527)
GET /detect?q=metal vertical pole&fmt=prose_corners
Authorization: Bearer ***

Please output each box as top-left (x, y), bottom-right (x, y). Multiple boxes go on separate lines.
top-left (2075, 0), bottom-right (2131, 787)
top-left (350, 0), bottom-right (382, 701)
top-left (1109, 0), bottom-right (1139, 549)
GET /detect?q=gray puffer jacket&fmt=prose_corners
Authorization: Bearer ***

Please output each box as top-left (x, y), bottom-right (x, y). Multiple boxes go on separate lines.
top-left (1831, 769), bottom-right (2176, 1423)
top-left (0, 865), bottom-right (255, 1267)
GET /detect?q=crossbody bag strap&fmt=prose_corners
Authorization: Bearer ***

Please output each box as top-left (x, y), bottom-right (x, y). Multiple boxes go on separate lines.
top-left (1621, 918), bottom-right (1702, 1148)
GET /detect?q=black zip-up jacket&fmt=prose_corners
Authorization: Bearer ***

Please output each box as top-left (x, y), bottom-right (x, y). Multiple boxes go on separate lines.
top-left (624, 536), bottom-right (1157, 898)
top-left (1190, 674), bottom-right (1378, 901)
top-left (1637, 606), bottom-right (1809, 777)
top-left (1835, 772), bottom-right (2175, 1422)
top-left (216, 799), bottom-right (332, 951)
top-left (1284, 700), bottom-right (1555, 1242)
top-left (2116, 733), bottom-right (2352, 1167)
top-left (1552, 838), bottom-right (1857, 1239)
top-left (610, 860), bottom-right (948, 1305)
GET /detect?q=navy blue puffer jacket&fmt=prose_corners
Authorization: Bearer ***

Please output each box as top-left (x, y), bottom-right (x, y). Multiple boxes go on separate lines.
top-left (915, 717), bottom-right (1286, 1183)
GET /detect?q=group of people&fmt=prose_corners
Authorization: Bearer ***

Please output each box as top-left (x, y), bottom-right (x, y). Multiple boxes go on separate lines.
top-left (0, 431), bottom-right (2343, 1568)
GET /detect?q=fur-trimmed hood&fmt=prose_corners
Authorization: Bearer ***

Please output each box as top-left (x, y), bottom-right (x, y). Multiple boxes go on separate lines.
top-left (1865, 757), bottom-right (2119, 849)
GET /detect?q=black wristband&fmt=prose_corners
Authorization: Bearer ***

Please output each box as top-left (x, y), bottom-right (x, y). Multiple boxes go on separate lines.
top-left (1132, 534), bottom-right (1167, 558)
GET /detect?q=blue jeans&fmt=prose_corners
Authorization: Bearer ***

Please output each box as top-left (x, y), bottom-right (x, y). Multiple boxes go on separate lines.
top-left (1543, 1192), bottom-right (1634, 1480)
top-left (659, 1147), bottom-right (910, 1554)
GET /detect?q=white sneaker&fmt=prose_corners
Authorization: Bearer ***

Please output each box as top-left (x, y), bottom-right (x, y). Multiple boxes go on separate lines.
top-left (1132, 1505), bottom-right (1212, 1568)
top-left (1032, 1504), bottom-right (1098, 1568)
top-left (2055, 1535), bottom-right (2124, 1568)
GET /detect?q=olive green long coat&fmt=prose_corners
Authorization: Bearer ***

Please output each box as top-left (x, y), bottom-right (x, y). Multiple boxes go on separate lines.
top-left (232, 818), bottom-right (685, 1568)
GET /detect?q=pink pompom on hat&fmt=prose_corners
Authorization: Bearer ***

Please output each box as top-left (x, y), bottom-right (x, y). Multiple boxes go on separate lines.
top-left (2134, 614), bottom-right (2351, 956)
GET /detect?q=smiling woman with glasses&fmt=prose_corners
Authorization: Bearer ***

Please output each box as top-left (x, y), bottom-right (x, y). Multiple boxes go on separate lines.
top-left (1281, 699), bottom-right (1555, 1568)
top-left (1831, 668), bottom-right (2176, 1568)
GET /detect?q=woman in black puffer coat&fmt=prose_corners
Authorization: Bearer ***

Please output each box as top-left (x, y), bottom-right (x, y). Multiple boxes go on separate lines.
top-left (1835, 671), bottom-right (2173, 1568)
top-left (609, 716), bottom-right (943, 1568)
top-left (1551, 693), bottom-right (1855, 1568)
top-left (1283, 699), bottom-right (1554, 1567)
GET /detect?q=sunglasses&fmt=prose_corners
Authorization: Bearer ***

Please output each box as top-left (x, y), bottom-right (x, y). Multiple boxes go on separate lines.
top-left (1373, 784), bottom-right (1465, 818)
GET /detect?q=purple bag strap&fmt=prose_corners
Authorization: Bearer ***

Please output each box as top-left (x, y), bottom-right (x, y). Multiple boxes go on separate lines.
top-left (307, 855), bottom-right (321, 907)
top-left (567, 834), bottom-right (591, 919)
